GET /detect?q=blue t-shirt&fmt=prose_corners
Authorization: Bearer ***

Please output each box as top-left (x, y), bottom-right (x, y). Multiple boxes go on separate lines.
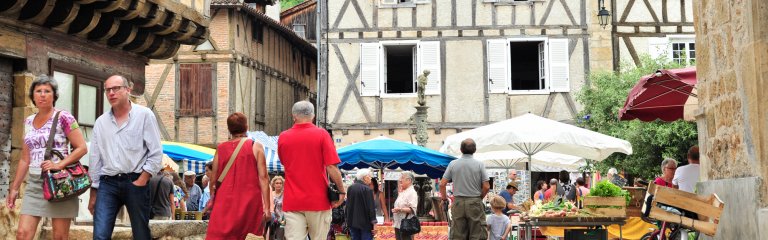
top-left (498, 190), bottom-right (513, 203)
top-left (486, 214), bottom-right (511, 240)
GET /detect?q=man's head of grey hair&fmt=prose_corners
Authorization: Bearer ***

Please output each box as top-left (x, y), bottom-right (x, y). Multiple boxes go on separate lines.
top-left (660, 158), bottom-right (678, 172)
top-left (608, 168), bottom-right (618, 176)
top-left (549, 178), bottom-right (558, 186)
top-left (292, 101), bottom-right (315, 120)
top-left (356, 169), bottom-right (372, 181)
top-left (401, 171), bottom-right (414, 182)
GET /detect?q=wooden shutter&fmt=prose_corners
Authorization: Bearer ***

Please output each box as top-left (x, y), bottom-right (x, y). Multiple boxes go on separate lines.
top-left (360, 43), bottom-right (381, 96)
top-left (418, 41), bottom-right (441, 95)
top-left (196, 64), bottom-right (214, 116)
top-left (648, 37), bottom-right (669, 60)
top-left (178, 64), bottom-right (195, 116)
top-left (548, 38), bottom-right (570, 92)
top-left (487, 39), bottom-right (510, 93)
top-left (178, 64), bottom-right (214, 116)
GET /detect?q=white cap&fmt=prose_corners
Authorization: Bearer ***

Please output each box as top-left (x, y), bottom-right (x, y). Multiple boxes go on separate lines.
top-left (183, 171), bottom-right (196, 176)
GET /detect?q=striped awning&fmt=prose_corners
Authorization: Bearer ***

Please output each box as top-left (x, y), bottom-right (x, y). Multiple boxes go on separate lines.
top-left (184, 159), bottom-right (209, 174)
top-left (248, 131), bottom-right (282, 173)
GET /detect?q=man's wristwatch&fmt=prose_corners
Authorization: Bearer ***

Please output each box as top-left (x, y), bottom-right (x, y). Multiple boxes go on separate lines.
top-left (339, 192), bottom-right (346, 194)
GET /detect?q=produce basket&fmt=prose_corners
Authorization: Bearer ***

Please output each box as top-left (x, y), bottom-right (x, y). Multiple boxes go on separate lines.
top-left (582, 196), bottom-right (626, 218)
top-left (646, 183), bottom-right (724, 236)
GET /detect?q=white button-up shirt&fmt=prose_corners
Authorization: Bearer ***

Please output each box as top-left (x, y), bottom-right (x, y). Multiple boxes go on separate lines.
top-left (89, 103), bottom-right (163, 188)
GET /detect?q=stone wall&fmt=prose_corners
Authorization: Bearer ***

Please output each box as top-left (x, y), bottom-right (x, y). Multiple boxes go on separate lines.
top-left (693, 0), bottom-right (768, 239)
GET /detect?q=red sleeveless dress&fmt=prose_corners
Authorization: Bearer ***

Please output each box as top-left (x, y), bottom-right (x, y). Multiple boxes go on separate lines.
top-left (206, 139), bottom-right (265, 239)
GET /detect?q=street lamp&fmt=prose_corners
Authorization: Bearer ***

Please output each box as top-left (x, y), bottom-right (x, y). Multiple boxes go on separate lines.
top-left (598, 0), bottom-right (611, 29)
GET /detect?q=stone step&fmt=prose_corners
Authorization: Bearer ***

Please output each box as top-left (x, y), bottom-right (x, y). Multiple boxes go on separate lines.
top-left (40, 220), bottom-right (208, 240)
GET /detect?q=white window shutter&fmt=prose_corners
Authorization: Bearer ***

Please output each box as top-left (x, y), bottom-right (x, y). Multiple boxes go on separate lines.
top-left (548, 38), bottom-right (570, 92)
top-left (360, 43), bottom-right (381, 96)
top-left (417, 41), bottom-right (441, 95)
top-left (381, 0), bottom-right (397, 5)
top-left (487, 39), bottom-right (510, 93)
top-left (648, 37), bottom-right (669, 60)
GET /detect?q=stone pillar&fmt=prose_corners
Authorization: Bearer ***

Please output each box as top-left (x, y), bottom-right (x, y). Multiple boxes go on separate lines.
top-left (414, 106), bottom-right (429, 147)
top-left (693, 0), bottom-right (768, 239)
top-left (588, 0), bottom-right (614, 72)
top-left (10, 73), bottom-right (36, 199)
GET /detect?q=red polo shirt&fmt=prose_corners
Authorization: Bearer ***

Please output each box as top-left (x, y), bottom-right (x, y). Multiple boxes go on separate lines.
top-left (278, 122), bottom-right (341, 212)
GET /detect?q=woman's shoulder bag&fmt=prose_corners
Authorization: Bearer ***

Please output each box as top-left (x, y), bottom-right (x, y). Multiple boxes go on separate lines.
top-left (42, 111), bottom-right (92, 202)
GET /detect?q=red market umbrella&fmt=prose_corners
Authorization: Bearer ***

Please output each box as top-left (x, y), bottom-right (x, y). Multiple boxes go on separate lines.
top-left (619, 67), bottom-right (697, 122)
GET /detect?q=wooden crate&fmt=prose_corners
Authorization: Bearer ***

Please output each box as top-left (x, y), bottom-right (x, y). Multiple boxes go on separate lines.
top-left (647, 183), bottom-right (724, 236)
top-left (623, 187), bottom-right (647, 218)
top-left (582, 196), bottom-right (626, 218)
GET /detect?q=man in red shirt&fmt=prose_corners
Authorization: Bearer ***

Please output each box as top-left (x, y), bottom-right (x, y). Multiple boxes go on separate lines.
top-left (544, 178), bottom-right (559, 201)
top-left (278, 101), bottom-right (345, 240)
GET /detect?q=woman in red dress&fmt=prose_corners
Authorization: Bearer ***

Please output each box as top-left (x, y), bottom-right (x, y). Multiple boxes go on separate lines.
top-left (207, 113), bottom-right (271, 239)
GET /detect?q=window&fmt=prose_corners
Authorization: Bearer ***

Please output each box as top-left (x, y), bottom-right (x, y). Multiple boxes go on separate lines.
top-left (293, 24), bottom-right (306, 39)
top-left (304, 57), bottom-right (312, 76)
top-left (359, 41), bottom-right (441, 96)
top-left (648, 36), bottom-right (695, 66)
top-left (252, 21), bottom-right (264, 43)
top-left (487, 38), bottom-right (570, 94)
top-left (671, 42), bottom-right (695, 66)
top-left (178, 64), bottom-right (215, 117)
top-left (50, 60), bottom-right (109, 142)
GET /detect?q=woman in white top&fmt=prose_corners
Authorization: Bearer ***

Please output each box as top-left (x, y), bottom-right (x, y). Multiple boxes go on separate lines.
top-left (391, 171), bottom-right (418, 240)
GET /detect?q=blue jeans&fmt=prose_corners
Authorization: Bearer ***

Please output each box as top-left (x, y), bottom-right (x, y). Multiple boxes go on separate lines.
top-left (93, 173), bottom-right (151, 240)
top-left (350, 227), bottom-right (373, 240)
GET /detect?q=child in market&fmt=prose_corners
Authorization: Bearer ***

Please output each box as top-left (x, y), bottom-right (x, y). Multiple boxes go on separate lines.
top-left (487, 196), bottom-right (512, 240)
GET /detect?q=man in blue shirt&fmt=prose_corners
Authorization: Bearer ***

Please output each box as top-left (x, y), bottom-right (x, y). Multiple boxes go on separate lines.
top-left (497, 182), bottom-right (519, 214)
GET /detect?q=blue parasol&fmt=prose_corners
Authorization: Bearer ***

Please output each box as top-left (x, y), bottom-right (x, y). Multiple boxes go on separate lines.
top-left (337, 136), bottom-right (457, 178)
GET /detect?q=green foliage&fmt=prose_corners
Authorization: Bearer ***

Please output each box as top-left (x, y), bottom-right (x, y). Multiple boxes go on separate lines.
top-left (575, 56), bottom-right (698, 181)
top-left (281, 0), bottom-right (306, 10)
top-left (587, 180), bottom-right (631, 206)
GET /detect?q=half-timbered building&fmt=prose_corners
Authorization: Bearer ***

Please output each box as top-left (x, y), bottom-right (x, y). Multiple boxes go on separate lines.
top-left (0, 0), bottom-right (209, 200)
top-left (317, 0), bottom-right (694, 149)
top-left (142, 0), bottom-right (317, 146)
top-left (281, 0), bottom-right (317, 43)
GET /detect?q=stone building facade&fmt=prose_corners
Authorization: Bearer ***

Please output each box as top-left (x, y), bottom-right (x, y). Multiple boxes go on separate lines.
top-left (317, 0), bottom-right (694, 149)
top-left (693, 0), bottom-right (768, 239)
top-left (141, 0), bottom-right (317, 145)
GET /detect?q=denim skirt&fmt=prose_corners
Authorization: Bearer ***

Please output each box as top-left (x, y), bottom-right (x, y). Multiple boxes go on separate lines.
top-left (20, 173), bottom-right (79, 218)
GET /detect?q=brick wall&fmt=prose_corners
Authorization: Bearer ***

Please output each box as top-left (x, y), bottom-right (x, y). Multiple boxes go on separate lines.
top-left (143, 7), bottom-right (317, 144)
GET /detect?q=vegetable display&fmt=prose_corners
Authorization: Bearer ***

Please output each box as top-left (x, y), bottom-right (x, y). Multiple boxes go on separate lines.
top-left (528, 199), bottom-right (580, 217)
top-left (587, 180), bottom-right (631, 206)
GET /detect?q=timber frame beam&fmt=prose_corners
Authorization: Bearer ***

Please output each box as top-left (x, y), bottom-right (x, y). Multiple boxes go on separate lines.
top-left (0, 0), bottom-right (210, 59)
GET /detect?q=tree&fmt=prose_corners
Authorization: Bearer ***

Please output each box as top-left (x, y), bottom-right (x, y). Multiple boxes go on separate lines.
top-left (575, 57), bottom-right (698, 181)
top-left (281, 0), bottom-right (306, 10)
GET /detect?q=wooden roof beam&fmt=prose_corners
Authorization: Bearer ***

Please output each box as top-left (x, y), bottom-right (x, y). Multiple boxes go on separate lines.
top-left (154, 12), bottom-right (182, 35)
top-left (68, 6), bottom-right (102, 38)
top-left (20, 0), bottom-right (57, 25)
top-left (47, 0), bottom-right (80, 31)
top-left (0, 0), bottom-right (28, 15)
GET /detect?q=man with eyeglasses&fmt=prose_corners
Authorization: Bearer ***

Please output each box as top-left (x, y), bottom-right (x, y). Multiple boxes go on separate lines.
top-left (89, 75), bottom-right (163, 239)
